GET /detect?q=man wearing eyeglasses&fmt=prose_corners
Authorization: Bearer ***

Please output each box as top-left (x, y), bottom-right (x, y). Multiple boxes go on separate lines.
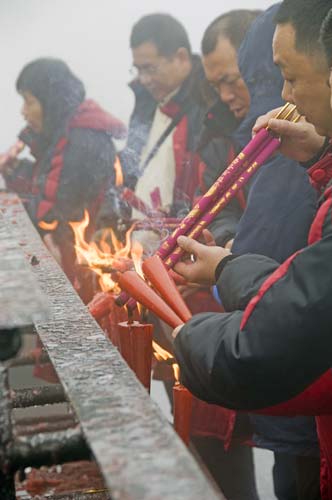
top-left (118, 13), bottom-right (262, 500)
top-left (120, 13), bottom-right (236, 226)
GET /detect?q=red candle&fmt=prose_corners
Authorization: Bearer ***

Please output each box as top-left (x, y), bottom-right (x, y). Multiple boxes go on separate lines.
top-left (118, 321), bottom-right (153, 391)
top-left (117, 271), bottom-right (183, 329)
top-left (88, 291), bottom-right (112, 321)
top-left (142, 255), bottom-right (192, 323)
top-left (173, 382), bottom-right (193, 445)
top-left (107, 293), bottom-right (131, 347)
top-left (117, 321), bottom-right (134, 369)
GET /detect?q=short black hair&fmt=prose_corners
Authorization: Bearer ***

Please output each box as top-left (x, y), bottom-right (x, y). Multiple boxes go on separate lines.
top-left (275, 0), bottom-right (332, 54)
top-left (320, 8), bottom-right (332, 65)
top-left (130, 13), bottom-right (191, 57)
top-left (201, 10), bottom-right (262, 55)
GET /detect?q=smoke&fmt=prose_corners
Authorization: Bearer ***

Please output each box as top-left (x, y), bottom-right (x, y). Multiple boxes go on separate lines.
top-left (0, 0), bottom-right (274, 151)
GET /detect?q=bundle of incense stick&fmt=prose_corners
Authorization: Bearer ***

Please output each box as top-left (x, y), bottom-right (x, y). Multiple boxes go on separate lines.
top-left (117, 103), bottom-right (299, 310)
top-left (121, 187), bottom-right (165, 218)
top-left (161, 103), bottom-right (299, 267)
top-left (0, 140), bottom-right (25, 170)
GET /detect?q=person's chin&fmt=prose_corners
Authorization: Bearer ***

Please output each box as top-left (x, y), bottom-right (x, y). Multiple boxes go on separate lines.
top-left (313, 122), bottom-right (330, 138)
top-left (146, 87), bottom-right (163, 102)
top-left (233, 108), bottom-right (247, 120)
top-left (27, 122), bottom-right (39, 133)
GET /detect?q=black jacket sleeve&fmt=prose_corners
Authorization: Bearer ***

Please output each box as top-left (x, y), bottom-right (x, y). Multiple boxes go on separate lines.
top-left (217, 254), bottom-right (279, 312)
top-left (174, 207), bottom-right (332, 411)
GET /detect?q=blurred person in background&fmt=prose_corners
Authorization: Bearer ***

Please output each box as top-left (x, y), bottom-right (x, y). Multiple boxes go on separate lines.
top-left (112, 13), bottom-right (260, 500)
top-left (2, 58), bottom-right (125, 285)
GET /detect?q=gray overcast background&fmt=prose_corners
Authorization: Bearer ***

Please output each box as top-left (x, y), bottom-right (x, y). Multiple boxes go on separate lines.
top-left (1, 0), bottom-right (274, 151)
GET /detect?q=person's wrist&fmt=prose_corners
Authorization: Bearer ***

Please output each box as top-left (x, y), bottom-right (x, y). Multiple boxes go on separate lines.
top-left (214, 254), bottom-right (238, 281)
top-left (301, 136), bottom-right (330, 168)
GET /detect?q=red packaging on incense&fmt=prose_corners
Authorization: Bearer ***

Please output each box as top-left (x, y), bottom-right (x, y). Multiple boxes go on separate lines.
top-left (88, 291), bottom-right (112, 321)
top-left (108, 293), bottom-right (132, 347)
top-left (142, 255), bottom-right (192, 323)
top-left (173, 381), bottom-right (193, 445)
top-left (118, 321), bottom-right (153, 392)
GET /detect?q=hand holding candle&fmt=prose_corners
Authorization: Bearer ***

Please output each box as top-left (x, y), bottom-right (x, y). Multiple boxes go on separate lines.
top-left (116, 103), bottom-right (299, 312)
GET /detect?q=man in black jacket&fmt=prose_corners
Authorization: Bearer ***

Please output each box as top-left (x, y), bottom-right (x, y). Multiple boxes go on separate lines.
top-left (172, 5), bottom-right (332, 492)
top-left (173, 0), bottom-right (332, 413)
top-left (200, 8), bottom-right (321, 500)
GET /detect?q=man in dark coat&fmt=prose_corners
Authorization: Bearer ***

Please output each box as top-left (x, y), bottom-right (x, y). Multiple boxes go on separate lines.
top-left (173, 0), bottom-right (332, 496)
top-left (120, 13), bottom-right (234, 219)
top-left (198, 10), bottom-right (261, 248)
top-left (200, 8), bottom-right (320, 500)
top-left (119, 14), bottom-right (260, 500)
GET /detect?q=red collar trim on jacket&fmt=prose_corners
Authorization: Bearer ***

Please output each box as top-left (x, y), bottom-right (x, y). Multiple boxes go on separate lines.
top-left (308, 143), bottom-right (332, 192)
top-left (69, 99), bottom-right (126, 139)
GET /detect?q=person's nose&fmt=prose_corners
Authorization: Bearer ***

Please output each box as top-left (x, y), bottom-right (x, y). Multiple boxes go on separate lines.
top-left (219, 84), bottom-right (235, 104)
top-left (139, 72), bottom-right (153, 86)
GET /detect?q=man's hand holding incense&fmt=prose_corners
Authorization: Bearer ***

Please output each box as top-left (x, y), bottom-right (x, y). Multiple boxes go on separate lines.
top-left (253, 107), bottom-right (326, 163)
top-left (174, 235), bottom-right (231, 286)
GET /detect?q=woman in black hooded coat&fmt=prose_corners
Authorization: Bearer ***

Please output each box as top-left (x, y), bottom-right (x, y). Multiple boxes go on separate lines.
top-left (4, 58), bottom-right (125, 281)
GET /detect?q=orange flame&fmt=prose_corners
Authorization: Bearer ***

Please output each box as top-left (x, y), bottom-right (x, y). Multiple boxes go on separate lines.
top-left (38, 220), bottom-right (59, 231)
top-left (152, 340), bottom-right (180, 382)
top-left (131, 240), bottom-right (144, 278)
top-left (69, 210), bottom-right (143, 293)
top-left (114, 156), bottom-right (124, 187)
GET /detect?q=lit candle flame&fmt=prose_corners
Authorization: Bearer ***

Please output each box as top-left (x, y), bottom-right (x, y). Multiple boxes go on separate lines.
top-left (114, 156), bottom-right (124, 187)
top-left (38, 220), bottom-right (59, 231)
top-left (69, 210), bottom-right (138, 293)
top-left (152, 340), bottom-right (180, 382)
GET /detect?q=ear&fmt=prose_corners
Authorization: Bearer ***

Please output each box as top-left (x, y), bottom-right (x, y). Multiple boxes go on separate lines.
top-left (175, 47), bottom-right (190, 63)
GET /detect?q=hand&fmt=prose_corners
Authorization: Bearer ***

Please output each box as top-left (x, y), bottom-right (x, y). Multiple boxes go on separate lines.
top-left (0, 158), bottom-right (20, 175)
top-left (253, 108), bottom-right (326, 163)
top-left (201, 228), bottom-right (216, 246)
top-left (177, 282), bottom-right (206, 299)
top-left (174, 235), bottom-right (231, 285)
top-left (172, 324), bottom-right (184, 340)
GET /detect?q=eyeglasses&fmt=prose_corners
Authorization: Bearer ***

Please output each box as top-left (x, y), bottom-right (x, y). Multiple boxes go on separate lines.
top-left (130, 63), bottom-right (163, 79)
top-left (129, 57), bottom-right (172, 79)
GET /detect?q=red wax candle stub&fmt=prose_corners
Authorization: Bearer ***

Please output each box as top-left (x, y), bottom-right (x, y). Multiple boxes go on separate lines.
top-left (88, 291), bottom-right (112, 320)
top-left (142, 255), bottom-right (192, 323)
top-left (108, 294), bottom-right (132, 347)
top-left (118, 271), bottom-right (183, 329)
top-left (118, 321), bottom-right (153, 391)
top-left (173, 383), bottom-right (193, 445)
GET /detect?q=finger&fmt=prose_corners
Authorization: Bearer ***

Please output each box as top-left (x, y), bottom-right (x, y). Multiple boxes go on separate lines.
top-left (253, 115), bottom-right (269, 133)
top-left (267, 118), bottom-right (303, 137)
top-left (252, 108), bottom-right (280, 133)
top-left (202, 229), bottom-right (216, 247)
top-left (177, 235), bottom-right (203, 256)
top-left (174, 261), bottom-right (195, 281)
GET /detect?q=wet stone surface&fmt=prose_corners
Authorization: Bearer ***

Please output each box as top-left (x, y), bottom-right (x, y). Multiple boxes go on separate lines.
top-left (0, 193), bottom-right (224, 500)
top-left (0, 207), bottom-right (48, 329)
